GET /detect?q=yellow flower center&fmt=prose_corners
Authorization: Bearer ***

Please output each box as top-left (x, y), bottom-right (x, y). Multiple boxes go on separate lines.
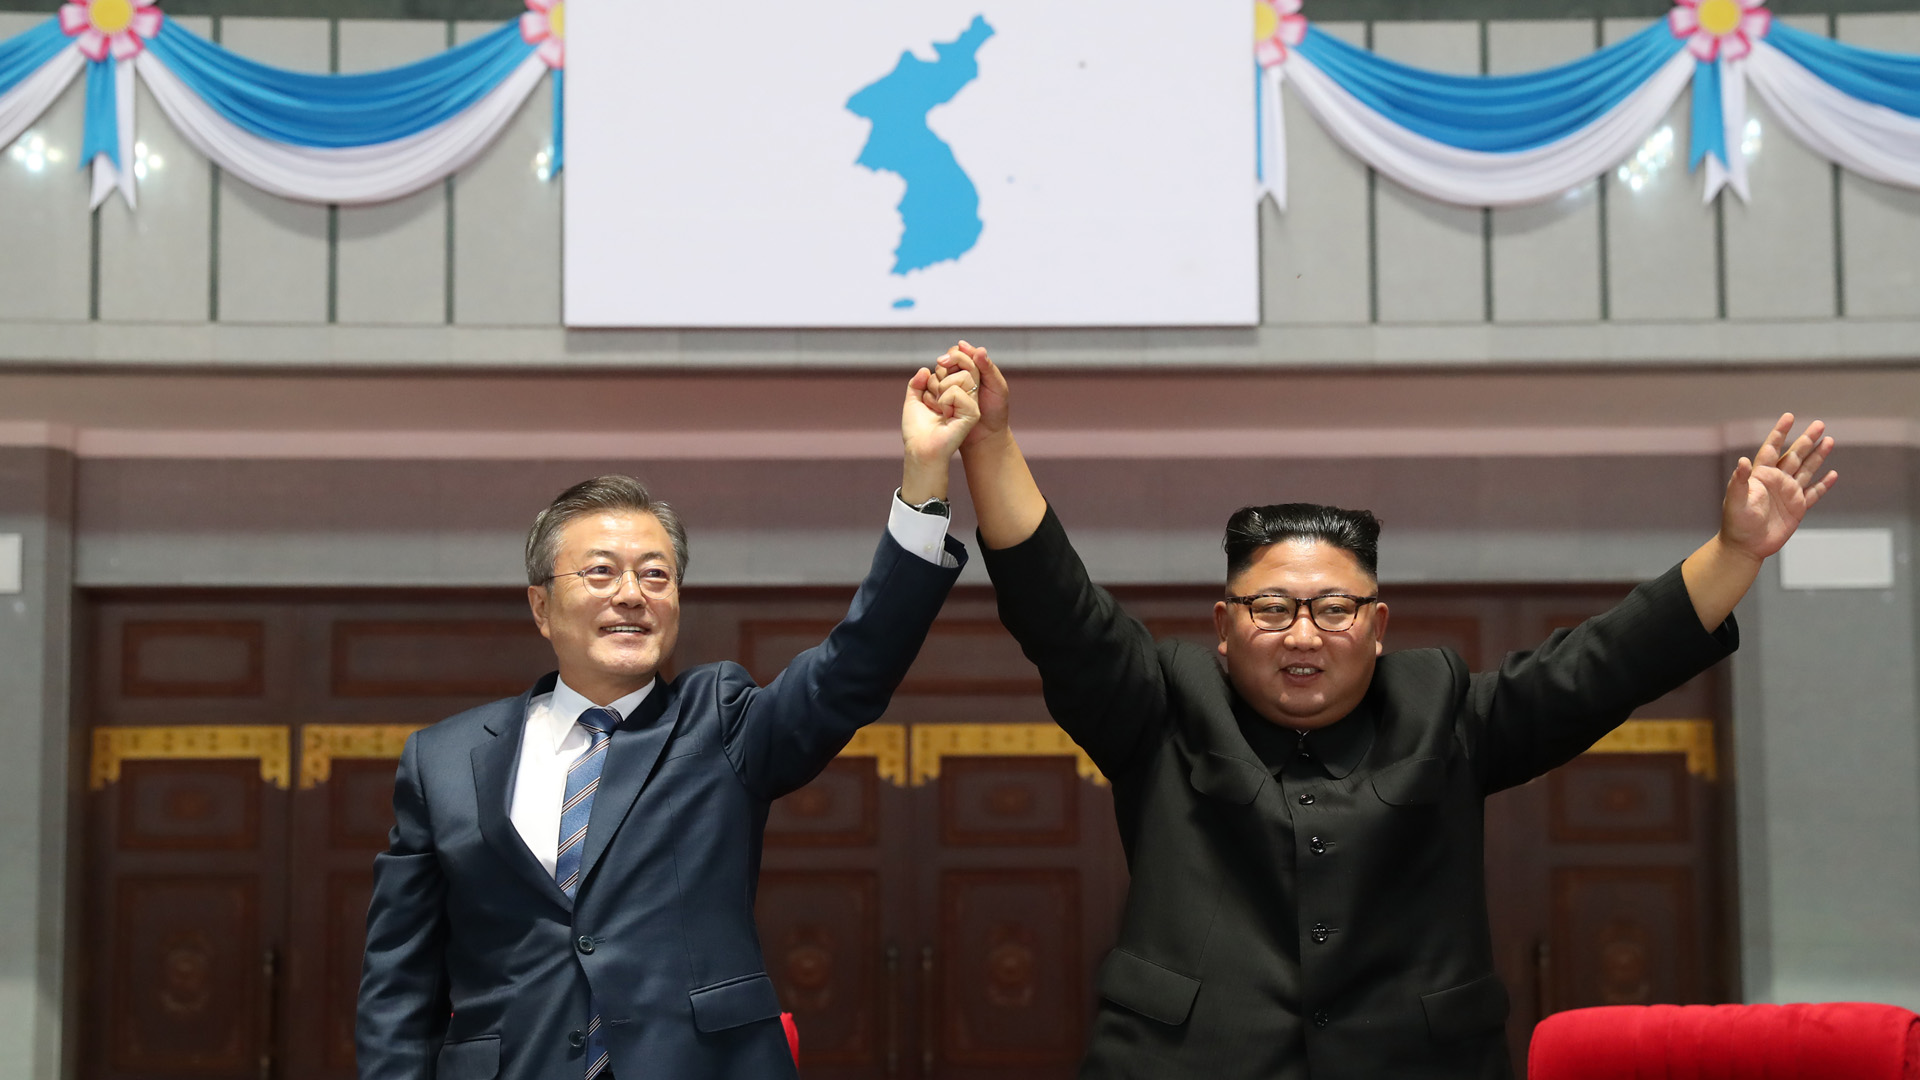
top-left (1255, 1), bottom-right (1278, 42)
top-left (90, 0), bottom-right (134, 34)
top-left (547, 1), bottom-right (565, 40)
top-left (1698, 0), bottom-right (1742, 37)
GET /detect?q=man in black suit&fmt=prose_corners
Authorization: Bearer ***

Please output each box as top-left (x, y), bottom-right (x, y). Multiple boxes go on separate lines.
top-left (933, 342), bottom-right (1838, 1079)
top-left (355, 366), bottom-right (981, 1080)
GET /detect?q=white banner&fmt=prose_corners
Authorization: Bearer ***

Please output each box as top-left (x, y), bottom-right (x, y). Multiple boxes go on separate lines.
top-left (565, 0), bottom-right (1257, 328)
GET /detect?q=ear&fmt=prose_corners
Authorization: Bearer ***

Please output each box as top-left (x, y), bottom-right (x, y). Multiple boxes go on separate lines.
top-left (1371, 601), bottom-right (1389, 657)
top-left (528, 584), bottom-right (554, 641)
top-left (1213, 600), bottom-right (1232, 658)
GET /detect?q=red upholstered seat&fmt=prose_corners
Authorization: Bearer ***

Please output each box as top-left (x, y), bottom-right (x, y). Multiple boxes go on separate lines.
top-left (1529, 1003), bottom-right (1920, 1080)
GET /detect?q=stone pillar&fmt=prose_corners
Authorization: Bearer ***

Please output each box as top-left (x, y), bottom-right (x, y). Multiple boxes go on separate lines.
top-left (1731, 446), bottom-right (1920, 1009)
top-left (0, 447), bottom-right (76, 1080)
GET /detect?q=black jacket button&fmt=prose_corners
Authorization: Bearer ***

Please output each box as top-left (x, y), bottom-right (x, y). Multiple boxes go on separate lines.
top-left (1311, 922), bottom-right (1332, 944)
top-left (577, 935), bottom-right (595, 954)
top-left (568, 1029), bottom-right (586, 1048)
top-left (1309, 836), bottom-right (1327, 855)
top-left (1298, 792), bottom-right (1315, 806)
top-left (1313, 1011), bottom-right (1331, 1028)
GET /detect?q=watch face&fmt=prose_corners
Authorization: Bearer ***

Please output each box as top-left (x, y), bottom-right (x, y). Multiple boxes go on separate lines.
top-left (919, 498), bottom-right (951, 518)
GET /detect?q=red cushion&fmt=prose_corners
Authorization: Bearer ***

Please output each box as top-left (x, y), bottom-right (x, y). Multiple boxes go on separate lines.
top-left (1529, 1003), bottom-right (1920, 1080)
top-left (782, 1011), bottom-right (799, 1065)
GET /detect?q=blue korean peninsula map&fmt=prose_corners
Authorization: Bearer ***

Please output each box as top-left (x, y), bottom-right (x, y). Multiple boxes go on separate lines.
top-left (846, 16), bottom-right (995, 282)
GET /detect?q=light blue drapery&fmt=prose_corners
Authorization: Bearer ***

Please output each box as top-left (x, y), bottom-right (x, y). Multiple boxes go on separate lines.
top-left (1292, 20), bottom-right (1686, 153)
top-left (142, 18), bottom-right (534, 148)
top-left (1770, 22), bottom-right (1920, 118)
top-left (1690, 57), bottom-right (1725, 170)
top-left (0, 17), bottom-right (65, 96)
top-left (80, 57), bottom-right (116, 167)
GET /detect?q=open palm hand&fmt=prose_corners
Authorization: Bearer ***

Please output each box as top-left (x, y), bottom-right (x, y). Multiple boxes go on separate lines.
top-left (1721, 414), bottom-right (1839, 561)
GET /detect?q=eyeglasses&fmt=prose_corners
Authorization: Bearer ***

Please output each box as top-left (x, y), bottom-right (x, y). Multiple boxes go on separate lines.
top-left (1223, 593), bottom-right (1379, 633)
top-left (545, 563), bottom-right (677, 599)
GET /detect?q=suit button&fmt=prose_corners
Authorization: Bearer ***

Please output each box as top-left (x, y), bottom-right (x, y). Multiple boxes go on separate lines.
top-left (1313, 1011), bottom-right (1331, 1028)
top-left (568, 1029), bottom-right (586, 1048)
top-left (1309, 836), bottom-right (1327, 855)
top-left (1311, 922), bottom-right (1332, 944)
top-left (1298, 793), bottom-right (1315, 806)
top-left (577, 935), bottom-right (595, 954)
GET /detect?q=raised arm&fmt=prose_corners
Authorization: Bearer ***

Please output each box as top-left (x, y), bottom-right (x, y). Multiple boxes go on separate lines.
top-left (1680, 413), bottom-right (1838, 629)
top-left (940, 343), bottom-right (1171, 775)
top-left (1470, 414), bottom-right (1837, 792)
top-left (723, 366), bottom-right (977, 799)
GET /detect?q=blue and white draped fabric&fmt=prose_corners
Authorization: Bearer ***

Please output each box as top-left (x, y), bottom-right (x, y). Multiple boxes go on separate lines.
top-left (0, 20), bottom-right (83, 174)
top-left (1266, 21), bottom-right (1695, 208)
top-left (139, 19), bottom-right (547, 204)
top-left (11, 2), bottom-right (1920, 215)
top-left (1746, 24), bottom-right (1920, 192)
top-left (1255, 6), bottom-right (1920, 210)
top-left (0, 6), bottom-right (560, 209)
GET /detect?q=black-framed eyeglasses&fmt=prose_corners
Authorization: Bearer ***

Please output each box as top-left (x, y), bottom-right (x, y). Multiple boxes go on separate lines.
top-left (544, 563), bottom-right (677, 599)
top-left (1223, 593), bottom-right (1379, 633)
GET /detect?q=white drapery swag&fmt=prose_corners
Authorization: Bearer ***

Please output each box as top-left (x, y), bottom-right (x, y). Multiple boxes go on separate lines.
top-left (1273, 48), bottom-right (1697, 209)
top-left (1746, 39), bottom-right (1920, 192)
top-left (0, 46), bottom-right (81, 166)
top-left (134, 49), bottom-right (548, 205)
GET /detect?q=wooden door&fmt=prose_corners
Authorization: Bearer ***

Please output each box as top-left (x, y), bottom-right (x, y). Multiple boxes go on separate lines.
top-left (741, 592), bottom-right (1129, 1080)
top-left (1385, 585), bottom-right (1730, 1073)
top-left (82, 592), bottom-right (556, 1080)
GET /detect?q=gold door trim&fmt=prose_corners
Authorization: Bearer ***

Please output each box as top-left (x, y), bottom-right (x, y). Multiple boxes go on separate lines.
top-left (1587, 719), bottom-right (1717, 781)
top-left (90, 725), bottom-right (292, 790)
top-left (839, 723), bottom-right (908, 787)
top-left (909, 723), bottom-right (1107, 787)
top-left (298, 724), bottom-right (428, 789)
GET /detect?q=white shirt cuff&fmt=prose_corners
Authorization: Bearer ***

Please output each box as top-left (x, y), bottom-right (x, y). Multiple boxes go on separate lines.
top-left (889, 490), bottom-right (957, 567)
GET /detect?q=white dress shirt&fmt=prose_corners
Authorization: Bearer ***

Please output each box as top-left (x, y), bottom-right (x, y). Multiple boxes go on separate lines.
top-left (508, 493), bottom-right (953, 870)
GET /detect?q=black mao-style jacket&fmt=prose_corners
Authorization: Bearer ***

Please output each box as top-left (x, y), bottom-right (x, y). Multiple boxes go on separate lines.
top-left (981, 508), bottom-right (1736, 1080)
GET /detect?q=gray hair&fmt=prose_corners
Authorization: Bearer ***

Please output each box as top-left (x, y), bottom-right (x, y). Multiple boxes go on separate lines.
top-left (524, 476), bottom-right (690, 587)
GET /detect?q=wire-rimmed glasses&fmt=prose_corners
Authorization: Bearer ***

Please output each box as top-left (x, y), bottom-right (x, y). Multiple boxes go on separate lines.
top-left (544, 563), bottom-right (677, 599)
top-left (1223, 592), bottom-right (1379, 633)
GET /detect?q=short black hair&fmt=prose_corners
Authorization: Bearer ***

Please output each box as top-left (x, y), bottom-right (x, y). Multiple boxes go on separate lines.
top-left (1223, 503), bottom-right (1381, 582)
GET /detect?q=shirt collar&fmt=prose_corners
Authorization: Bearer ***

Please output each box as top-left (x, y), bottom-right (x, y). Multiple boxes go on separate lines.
top-left (540, 677), bottom-right (656, 753)
top-left (1231, 684), bottom-right (1377, 780)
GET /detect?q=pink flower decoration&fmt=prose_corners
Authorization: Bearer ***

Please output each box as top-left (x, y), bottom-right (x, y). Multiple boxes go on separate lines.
top-left (1255, 0), bottom-right (1307, 69)
top-left (1668, 0), bottom-right (1770, 62)
top-left (521, 0), bottom-right (564, 70)
top-left (59, 0), bottom-right (163, 62)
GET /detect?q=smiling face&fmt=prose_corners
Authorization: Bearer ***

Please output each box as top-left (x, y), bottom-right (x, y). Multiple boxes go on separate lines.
top-left (527, 510), bottom-right (682, 705)
top-left (1213, 538), bottom-right (1388, 731)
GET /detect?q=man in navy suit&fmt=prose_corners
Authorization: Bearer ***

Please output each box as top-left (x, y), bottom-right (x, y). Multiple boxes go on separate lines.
top-left (356, 365), bottom-right (984, 1080)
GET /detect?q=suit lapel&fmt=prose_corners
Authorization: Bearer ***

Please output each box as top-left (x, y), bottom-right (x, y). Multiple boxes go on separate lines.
top-left (576, 679), bottom-right (681, 892)
top-left (473, 673), bottom-right (575, 913)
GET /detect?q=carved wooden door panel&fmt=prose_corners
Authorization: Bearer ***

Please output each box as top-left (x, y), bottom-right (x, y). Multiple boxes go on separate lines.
top-left (1384, 587), bottom-right (1729, 1074)
top-left (742, 593), bottom-right (1130, 1080)
top-left (82, 593), bottom-right (556, 1080)
top-left (85, 608), bottom-right (294, 1080)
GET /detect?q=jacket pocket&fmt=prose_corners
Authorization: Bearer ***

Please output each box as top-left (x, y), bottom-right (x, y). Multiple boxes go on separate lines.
top-left (1185, 751), bottom-right (1267, 805)
top-left (1420, 973), bottom-right (1509, 1043)
top-left (1096, 948), bottom-right (1201, 1026)
top-left (1372, 756), bottom-right (1448, 805)
top-left (435, 1035), bottom-right (500, 1079)
top-left (688, 972), bottom-right (782, 1033)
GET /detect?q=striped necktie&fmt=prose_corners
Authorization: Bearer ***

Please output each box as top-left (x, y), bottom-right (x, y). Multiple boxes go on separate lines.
top-left (557, 705), bottom-right (620, 1079)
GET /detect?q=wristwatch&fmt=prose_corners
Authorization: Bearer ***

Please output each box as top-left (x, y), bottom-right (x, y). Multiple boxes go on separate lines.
top-left (901, 491), bottom-right (951, 518)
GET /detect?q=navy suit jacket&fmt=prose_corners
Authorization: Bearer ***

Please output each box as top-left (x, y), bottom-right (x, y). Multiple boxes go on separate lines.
top-left (357, 530), bottom-right (965, 1080)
